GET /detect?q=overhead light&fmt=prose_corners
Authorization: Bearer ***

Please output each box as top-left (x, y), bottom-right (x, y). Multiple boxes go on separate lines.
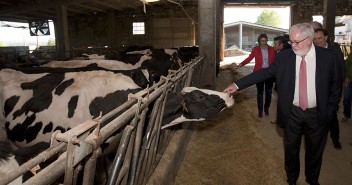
top-left (140, 0), bottom-right (160, 14)
top-left (145, 0), bottom-right (159, 2)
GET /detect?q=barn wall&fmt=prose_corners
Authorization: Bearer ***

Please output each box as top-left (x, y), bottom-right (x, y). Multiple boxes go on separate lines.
top-left (68, 5), bottom-right (198, 50)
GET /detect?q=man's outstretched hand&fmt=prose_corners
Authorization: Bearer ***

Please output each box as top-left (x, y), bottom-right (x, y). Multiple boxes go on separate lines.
top-left (223, 83), bottom-right (238, 94)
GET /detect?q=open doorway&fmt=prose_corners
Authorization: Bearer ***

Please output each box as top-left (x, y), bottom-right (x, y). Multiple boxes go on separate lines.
top-left (222, 6), bottom-right (291, 68)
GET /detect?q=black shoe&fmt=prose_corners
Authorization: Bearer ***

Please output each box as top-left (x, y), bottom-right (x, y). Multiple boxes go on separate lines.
top-left (307, 180), bottom-right (320, 185)
top-left (265, 110), bottom-right (269, 116)
top-left (333, 141), bottom-right (342, 149)
top-left (264, 108), bottom-right (269, 116)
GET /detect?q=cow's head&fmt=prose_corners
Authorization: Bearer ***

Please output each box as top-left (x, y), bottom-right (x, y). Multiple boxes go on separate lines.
top-left (129, 68), bottom-right (152, 88)
top-left (161, 87), bottom-right (234, 129)
top-left (140, 49), bottom-right (180, 81)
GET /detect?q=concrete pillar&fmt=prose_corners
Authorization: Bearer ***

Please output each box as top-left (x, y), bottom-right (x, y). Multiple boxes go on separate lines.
top-left (323, 0), bottom-right (337, 39)
top-left (198, 0), bottom-right (218, 89)
top-left (107, 11), bottom-right (116, 48)
top-left (218, 2), bottom-right (224, 64)
top-left (55, 0), bottom-right (70, 60)
top-left (239, 22), bottom-right (243, 49)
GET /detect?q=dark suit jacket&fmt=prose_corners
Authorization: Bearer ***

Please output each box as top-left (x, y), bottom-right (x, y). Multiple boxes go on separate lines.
top-left (236, 46), bottom-right (342, 128)
top-left (327, 43), bottom-right (345, 80)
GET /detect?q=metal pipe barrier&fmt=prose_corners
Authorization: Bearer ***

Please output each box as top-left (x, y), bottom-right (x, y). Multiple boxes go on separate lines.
top-left (1, 56), bottom-right (204, 185)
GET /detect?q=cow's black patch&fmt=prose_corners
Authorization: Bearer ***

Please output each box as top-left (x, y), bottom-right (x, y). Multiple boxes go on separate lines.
top-left (26, 122), bottom-right (43, 143)
top-left (68, 95), bottom-right (79, 118)
top-left (161, 93), bottom-right (184, 126)
top-left (54, 126), bottom-right (66, 133)
top-left (12, 73), bottom-right (65, 119)
top-left (4, 95), bottom-right (20, 117)
top-left (120, 54), bottom-right (144, 65)
top-left (5, 114), bottom-right (42, 143)
top-left (55, 78), bottom-right (74, 95)
top-left (43, 122), bottom-right (53, 134)
top-left (89, 88), bottom-right (142, 127)
top-left (13, 142), bottom-right (50, 165)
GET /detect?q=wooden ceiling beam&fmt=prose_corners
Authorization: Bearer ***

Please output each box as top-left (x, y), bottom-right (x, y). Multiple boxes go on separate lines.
top-left (75, 3), bottom-right (107, 13)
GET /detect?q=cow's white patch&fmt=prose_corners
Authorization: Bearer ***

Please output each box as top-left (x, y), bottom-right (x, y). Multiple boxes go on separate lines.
top-left (126, 49), bottom-right (151, 55)
top-left (141, 69), bottom-right (150, 83)
top-left (133, 55), bottom-right (152, 68)
top-left (161, 115), bottom-right (205, 129)
top-left (163, 49), bottom-right (178, 56)
top-left (182, 87), bottom-right (234, 107)
top-left (0, 68), bottom-right (47, 83)
top-left (43, 59), bottom-right (136, 70)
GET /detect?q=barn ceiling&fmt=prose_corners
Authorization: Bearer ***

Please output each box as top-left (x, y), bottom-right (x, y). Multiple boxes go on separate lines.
top-left (0, 0), bottom-right (297, 23)
top-left (0, 0), bottom-right (197, 23)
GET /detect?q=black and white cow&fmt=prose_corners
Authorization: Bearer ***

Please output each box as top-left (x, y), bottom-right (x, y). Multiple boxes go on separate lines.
top-left (0, 63), bottom-right (152, 88)
top-left (0, 68), bottom-right (150, 148)
top-left (1, 66), bottom-right (234, 148)
top-left (0, 68), bottom-right (234, 184)
top-left (42, 48), bottom-right (179, 78)
top-left (0, 141), bottom-right (49, 185)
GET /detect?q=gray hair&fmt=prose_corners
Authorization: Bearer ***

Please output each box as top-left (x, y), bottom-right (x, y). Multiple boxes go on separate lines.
top-left (289, 23), bottom-right (314, 39)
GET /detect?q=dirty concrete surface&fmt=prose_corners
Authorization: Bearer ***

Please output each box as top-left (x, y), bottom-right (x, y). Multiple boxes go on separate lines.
top-left (172, 57), bottom-right (352, 185)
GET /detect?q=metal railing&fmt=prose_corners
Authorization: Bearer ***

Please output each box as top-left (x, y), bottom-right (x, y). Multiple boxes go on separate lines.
top-left (1, 56), bottom-right (204, 185)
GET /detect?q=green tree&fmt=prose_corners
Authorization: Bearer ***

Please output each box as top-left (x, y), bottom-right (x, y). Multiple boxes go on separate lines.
top-left (0, 41), bottom-right (8, 46)
top-left (47, 38), bottom-right (55, 46)
top-left (256, 10), bottom-right (281, 27)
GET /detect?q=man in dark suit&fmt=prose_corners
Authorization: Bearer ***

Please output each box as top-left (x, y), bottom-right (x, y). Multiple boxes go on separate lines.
top-left (224, 23), bottom-right (342, 185)
top-left (313, 28), bottom-right (344, 149)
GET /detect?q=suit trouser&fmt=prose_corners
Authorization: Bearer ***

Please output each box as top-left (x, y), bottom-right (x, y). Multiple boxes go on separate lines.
top-left (343, 81), bottom-right (352, 118)
top-left (255, 78), bottom-right (274, 113)
top-left (284, 106), bottom-right (328, 184)
top-left (329, 111), bottom-right (340, 142)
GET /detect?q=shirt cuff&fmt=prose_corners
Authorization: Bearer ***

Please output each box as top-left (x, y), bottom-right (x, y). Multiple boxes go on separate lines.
top-left (234, 83), bottom-right (239, 90)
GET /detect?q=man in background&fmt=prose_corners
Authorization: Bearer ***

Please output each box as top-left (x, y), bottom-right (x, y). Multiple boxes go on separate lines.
top-left (314, 28), bottom-right (344, 149)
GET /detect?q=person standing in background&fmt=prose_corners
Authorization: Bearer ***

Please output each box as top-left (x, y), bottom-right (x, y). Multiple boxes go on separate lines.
top-left (310, 21), bottom-right (323, 30)
top-left (236, 33), bottom-right (275, 117)
top-left (314, 28), bottom-right (344, 149)
top-left (341, 52), bottom-right (352, 123)
top-left (271, 35), bottom-right (291, 124)
top-left (273, 35), bottom-right (291, 53)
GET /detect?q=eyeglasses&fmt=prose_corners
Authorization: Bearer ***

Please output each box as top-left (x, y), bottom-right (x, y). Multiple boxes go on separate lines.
top-left (260, 39), bottom-right (268, 43)
top-left (288, 36), bottom-right (309, 45)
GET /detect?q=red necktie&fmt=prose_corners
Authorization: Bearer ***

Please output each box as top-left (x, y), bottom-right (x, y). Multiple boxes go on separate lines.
top-left (299, 55), bottom-right (308, 111)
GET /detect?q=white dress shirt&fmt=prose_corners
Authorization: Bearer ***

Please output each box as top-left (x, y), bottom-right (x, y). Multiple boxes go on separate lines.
top-left (293, 44), bottom-right (317, 108)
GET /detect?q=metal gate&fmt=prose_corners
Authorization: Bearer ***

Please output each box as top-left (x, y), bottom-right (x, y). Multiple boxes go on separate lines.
top-left (2, 56), bottom-right (204, 185)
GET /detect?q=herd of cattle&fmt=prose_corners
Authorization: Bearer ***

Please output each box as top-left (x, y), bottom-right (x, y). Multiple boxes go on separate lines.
top-left (0, 46), bottom-right (234, 184)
